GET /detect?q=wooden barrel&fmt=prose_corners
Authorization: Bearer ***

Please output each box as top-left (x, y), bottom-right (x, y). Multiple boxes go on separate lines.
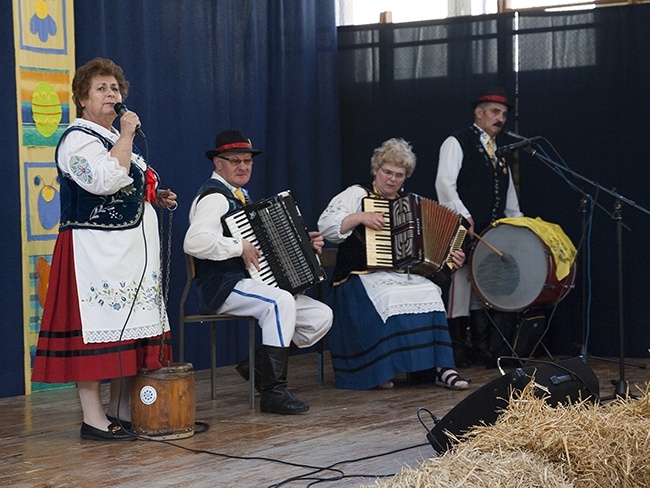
top-left (131, 362), bottom-right (196, 440)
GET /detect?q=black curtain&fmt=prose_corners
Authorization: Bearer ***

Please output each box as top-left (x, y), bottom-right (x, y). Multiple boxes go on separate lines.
top-left (338, 4), bottom-right (650, 359)
top-left (4, 2), bottom-right (650, 399)
top-left (516, 6), bottom-right (650, 358)
top-left (338, 13), bottom-right (515, 196)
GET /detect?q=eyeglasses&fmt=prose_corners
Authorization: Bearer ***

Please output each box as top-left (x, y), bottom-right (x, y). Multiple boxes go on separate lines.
top-left (379, 167), bottom-right (406, 180)
top-left (219, 155), bottom-right (254, 166)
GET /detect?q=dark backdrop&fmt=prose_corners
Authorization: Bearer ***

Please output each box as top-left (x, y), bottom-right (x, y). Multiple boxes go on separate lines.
top-left (3, 2), bottom-right (649, 399)
top-left (0, 0), bottom-right (341, 398)
top-left (1, 0), bottom-right (25, 399)
top-left (516, 7), bottom-right (650, 357)
top-left (338, 5), bottom-right (650, 360)
top-left (72, 0), bottom-right (342, 380)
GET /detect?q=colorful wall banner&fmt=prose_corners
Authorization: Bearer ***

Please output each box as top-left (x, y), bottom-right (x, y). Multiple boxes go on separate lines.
top-left (12, 0), bottom-right (75, 393)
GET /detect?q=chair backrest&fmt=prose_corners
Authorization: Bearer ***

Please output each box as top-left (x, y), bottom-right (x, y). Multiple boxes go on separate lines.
top-left (185, 253), bottom-right (197, 280)
top-left (315, 248), bottom-right (338, 302)
top-left (320, 248), bottom-right (338, 268)
top-left (180, 254), bottom-right (197, 319)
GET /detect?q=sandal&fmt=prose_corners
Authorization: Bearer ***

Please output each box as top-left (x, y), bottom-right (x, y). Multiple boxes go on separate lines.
top-left (435, 368), bottom-right (469, 390)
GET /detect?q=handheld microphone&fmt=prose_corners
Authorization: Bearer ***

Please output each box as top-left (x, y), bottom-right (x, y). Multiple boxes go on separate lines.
top-left (495, 132), bottom-right (540, 158)
top-left (114, 102), bottom-right (146, 139)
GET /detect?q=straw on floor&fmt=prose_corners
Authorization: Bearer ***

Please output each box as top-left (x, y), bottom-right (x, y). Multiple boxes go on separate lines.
top-left (368, 379), bottom-right (650, 488)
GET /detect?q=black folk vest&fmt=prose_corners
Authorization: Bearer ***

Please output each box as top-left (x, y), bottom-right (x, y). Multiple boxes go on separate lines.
top-left (192, 178), bottom-right (249, 313)
top-left (452, 125), bottom-right (512, 234)
top-left (56, 125), bottom-right (146, 231)
top-left (332, 183), bottom-right (406, 285)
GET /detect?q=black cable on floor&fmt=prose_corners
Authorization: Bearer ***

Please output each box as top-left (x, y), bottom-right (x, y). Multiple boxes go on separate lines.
top-left (129, 424), bottom-right (428, 487)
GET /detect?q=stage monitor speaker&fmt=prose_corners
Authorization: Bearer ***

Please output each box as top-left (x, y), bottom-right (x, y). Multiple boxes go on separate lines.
top-left (426, 356), bottom-right (599, 454)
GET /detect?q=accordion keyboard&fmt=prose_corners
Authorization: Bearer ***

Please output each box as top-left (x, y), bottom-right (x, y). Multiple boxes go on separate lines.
top-left (363, 197), bottom-right (394, 268)
top-left (225, 211), bottom-right (278, 287)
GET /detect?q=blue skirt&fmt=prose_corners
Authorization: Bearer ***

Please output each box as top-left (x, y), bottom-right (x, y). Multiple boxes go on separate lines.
top-left (328, 275), bottom-right (455, 389)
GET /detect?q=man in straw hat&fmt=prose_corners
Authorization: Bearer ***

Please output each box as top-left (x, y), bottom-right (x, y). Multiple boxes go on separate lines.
top-left (435, 87), bottom-right (524, 368)
top-left (184, 130), bottom-right (332, 414)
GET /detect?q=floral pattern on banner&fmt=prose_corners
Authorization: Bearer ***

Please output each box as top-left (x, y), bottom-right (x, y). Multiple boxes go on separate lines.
top-left (82, 272), bottom-right (160, 312)
top-left (15, 0), bottom-right (76, 394)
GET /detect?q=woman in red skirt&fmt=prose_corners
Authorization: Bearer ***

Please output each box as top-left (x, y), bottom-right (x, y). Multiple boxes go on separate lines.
top-left (32, 58), bottom-right (177, 441)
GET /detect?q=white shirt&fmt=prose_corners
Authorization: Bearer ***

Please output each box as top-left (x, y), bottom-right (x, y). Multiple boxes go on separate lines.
top-left (59, 119), bottom-right (169, 343)
top-left (318, 184), bottom-right (446, 322)
top-left (183, 173), bottom-right (244, 261)
top-left (435, 124), bottom-right (523, 221)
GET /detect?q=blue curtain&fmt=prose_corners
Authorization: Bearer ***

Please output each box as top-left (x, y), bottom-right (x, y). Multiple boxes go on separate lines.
top-left (4, 1), bottom-right (650, 398)
top-left (0, 0), bottom-right (24, 398)
top-left (0, 0), bottom-right (341, 397)
top-left (74, 1), bottom-right (341, 220)
top-left (72, 0), bottom-right (341, 372)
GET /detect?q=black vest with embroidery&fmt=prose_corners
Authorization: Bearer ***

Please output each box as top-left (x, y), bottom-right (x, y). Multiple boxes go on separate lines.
top-left (192, 178), bottom-right (249, 314)
top-left (332, 183), bottom-right (405, 285)
top-left (57, 125), bottom-right (145, 231)
top-left (452, 126), bottom-right (512, 234)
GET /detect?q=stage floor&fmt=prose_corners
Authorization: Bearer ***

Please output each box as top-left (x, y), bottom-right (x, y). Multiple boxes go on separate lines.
top-left (2, 353), bottom-right (648, 487)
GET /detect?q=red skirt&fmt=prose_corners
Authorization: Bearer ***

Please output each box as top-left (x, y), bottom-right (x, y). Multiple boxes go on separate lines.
top-left (31, 230), bottom-right (173, 384)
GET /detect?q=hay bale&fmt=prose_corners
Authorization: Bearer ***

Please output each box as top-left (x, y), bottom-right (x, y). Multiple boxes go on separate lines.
top-left (371, 448), bottom-right (573, 487)
top-left (368, 381), bottom-right (650, 488)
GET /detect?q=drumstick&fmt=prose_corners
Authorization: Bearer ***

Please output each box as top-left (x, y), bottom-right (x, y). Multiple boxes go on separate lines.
top-left (474, 233), bottom-right (504, 258)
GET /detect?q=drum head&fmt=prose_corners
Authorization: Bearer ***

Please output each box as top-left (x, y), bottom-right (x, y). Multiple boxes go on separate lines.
top-left (469, 225), bottom-right (549, 312)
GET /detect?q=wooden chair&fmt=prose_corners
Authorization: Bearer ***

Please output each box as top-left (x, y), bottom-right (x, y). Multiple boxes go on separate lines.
top-left (315, 248), bottom-right (338, 382)
top-left (178, 254), bottom-right (256, 408)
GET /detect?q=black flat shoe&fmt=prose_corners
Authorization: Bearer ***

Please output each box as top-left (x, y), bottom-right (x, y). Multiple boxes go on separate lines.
top-left (80, 422), bottom-right (135, 441)
top-left (106, 416), bottom-right (132, 430)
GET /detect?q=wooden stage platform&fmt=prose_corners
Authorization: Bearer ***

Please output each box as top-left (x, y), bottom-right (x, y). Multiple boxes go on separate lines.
top-left (2, 353), bottom-right (649, 487)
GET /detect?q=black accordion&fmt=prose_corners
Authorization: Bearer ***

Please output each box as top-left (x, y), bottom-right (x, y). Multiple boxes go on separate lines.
top-left (363, 193), bottom-right (469, 279)
top-left (222, 191), bottom-right (327, 295)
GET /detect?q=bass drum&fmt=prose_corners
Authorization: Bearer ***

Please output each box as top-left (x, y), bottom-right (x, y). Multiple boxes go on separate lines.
top-left (468, 224), bottom-right (576, 312)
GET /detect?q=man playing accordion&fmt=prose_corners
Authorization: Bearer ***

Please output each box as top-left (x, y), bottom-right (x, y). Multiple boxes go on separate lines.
top-left (184, 130), bottom-right (332, 415)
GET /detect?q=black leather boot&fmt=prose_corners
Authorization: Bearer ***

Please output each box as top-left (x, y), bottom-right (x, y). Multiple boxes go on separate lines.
top-left (447, 316), bottom-right (471, 368)
top-left (470, 309), bottom-right (492, 366)
top-left (259, 345), bottom-right (309, 414)
top-left (235, 347), bottom-right (263, 393)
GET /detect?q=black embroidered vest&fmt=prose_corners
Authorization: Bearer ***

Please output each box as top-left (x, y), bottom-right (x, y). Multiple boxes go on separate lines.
top-left (57, 125), bottom-right (145, 231)
top-left (332, 183), bottom-right (406, 285)
top-left (452, 126), bottom-right (512, 234)
top-left (192, 178), bottom-right (249, 313)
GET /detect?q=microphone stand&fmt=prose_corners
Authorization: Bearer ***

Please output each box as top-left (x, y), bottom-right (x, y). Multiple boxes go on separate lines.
top-left (577, 197), bottom-right (624, 368)
top-left (579, 196), bottom-right (589, 357)
top-left (522, 144), bottom-right (647, 399)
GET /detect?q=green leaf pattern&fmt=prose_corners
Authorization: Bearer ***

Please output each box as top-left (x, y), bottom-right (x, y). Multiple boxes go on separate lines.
top-left (83, 271), bottom-right (160, 312)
